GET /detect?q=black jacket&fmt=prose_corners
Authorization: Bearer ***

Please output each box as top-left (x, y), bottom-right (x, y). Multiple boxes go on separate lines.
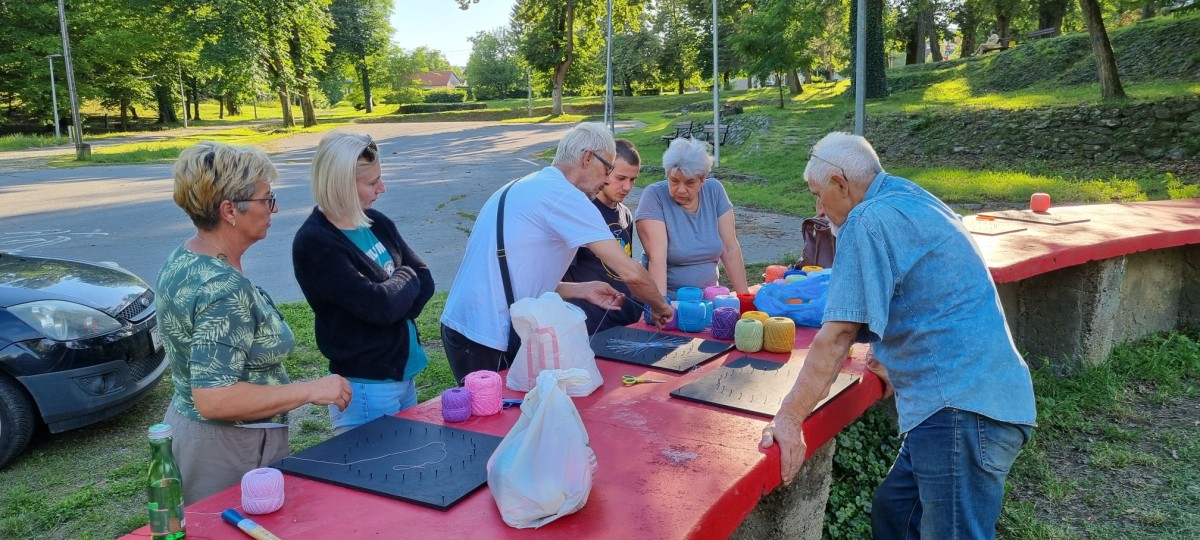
top-left (292, 207), bottom-right (434, 380)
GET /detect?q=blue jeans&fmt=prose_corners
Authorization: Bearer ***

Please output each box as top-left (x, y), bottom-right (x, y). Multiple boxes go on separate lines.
top-left (872, 408), bottom-right (1032, 540)
top-left (328, 379), bottom-right (418, 435)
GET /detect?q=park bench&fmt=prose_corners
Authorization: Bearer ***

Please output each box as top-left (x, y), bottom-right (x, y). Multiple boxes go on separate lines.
top-left (660, 120), bottom-right (695, 145)
top-left (1027, 27), bottom-right (1061, 40)
top-left (698, 122), bottom-right (731, 145)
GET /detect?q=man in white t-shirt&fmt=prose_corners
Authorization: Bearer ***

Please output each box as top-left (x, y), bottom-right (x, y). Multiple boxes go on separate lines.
top-left (440, 123), bottom-right (673, 382)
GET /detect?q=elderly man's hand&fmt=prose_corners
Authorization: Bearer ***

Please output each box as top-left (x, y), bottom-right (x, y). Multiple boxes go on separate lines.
top-left (760, 412), bottom-right (807, 485)
top-left (579, 281), bottom-right (624, 310)
top-left (865, 349), bottom-right (893, 397)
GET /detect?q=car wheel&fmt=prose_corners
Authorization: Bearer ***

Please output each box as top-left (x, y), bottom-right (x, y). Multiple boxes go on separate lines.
top-left (0, 376), bottom-right (36, 469)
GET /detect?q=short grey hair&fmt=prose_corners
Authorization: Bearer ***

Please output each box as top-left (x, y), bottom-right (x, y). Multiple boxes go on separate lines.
top-left (662, 137), bottom-right (712, 180)
top-left (552, 122), bottom-right (616, 168)
top-left (311, 131), bottom-right (379, 229)
top-left (172, 141), bottom-right (277, 230)
top-left (804, 132), bottom-right (883, 189)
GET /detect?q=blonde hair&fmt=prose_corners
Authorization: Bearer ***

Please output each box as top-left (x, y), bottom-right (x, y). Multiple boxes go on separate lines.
top-left (172, 141), bottom-right (277, 230)
top-left (551, 122), bottom-right (616, 168)
top-left (311, 131), bottom-right (379, 229)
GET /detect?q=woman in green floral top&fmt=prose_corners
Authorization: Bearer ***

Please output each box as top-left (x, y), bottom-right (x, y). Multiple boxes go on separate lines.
top-left (157, 141), bottom-right (352, 504)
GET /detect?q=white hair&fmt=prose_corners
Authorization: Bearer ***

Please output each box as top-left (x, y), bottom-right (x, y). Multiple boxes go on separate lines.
top-left (662, 137), bottom-right (713, 179)
top-left (312, 130), bottom-right (379, 229)
top-left (803, 132), bottom-right (883, 189)
top-left (552, 122), bottom-right (616, 168)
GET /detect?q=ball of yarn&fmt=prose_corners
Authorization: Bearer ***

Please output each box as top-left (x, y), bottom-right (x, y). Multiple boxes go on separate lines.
top-left (764, 265), bottom-right (788, 282)
top-left (785, 274), bottom-right (806, 283)
top-left (677, 301), bottom-right (707, 332)
top-left (711, 307), bottom-right (739, 340)
top-left (773, 278), bottom-right (788, 285)
top-left (741, 310), bottom-right (770, 323)
top-left (763, 316), bottom-right (797, 353)
top-left (663, 302), bottom-right (679, 331)
top-left (801, 265), bottom-right (824, 274)
top-left (784, 269), bottom-right (807, 278)
top-left (441, 387), bottom-right (472, 423)
top-left (713, 294), bottom-right (740, 311)
top-left (676, 287), bottom-right (703, 303)
top-left (241, 468), bottom-right (285, 515)
top-left (734, 318), bottom-right (764, 353)
top-left (464, 371), bottom-right (503, 416)
top-left (703, 285), bottom-right (730, 301)
top-left (737, 292), bottom-right (757, 314)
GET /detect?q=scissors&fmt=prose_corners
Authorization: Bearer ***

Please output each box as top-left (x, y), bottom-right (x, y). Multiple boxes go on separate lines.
top-left (622, 375), bottom-right (667, 386)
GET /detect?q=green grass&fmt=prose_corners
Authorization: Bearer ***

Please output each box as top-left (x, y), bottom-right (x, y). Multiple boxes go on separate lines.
top-left (0, 134), bottom-right (71, 151)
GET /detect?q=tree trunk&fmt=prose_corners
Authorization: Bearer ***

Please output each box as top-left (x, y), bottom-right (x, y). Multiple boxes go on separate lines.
top-left (358, 56), bottom-right (374, 114)
top-left (550, 1), bottom-right (576, 116)
top-left (996, 14), bottom-right (1011, 38)
top-left (777, 74), bottom-right (785, 109)
top-left (916, 7), bottom-right (930, 63)
top-left (277, 87), bottom-right (295, 127)
top-left (962, 30), bottom-right (977, 58)
top-left (225, 95), bottom-right (240, 116)
top-left (191, 86), bottom-right (200, 121)
top-left (787, 70), bottom-right (801, 94)
top-left (905, 27), bottom-right (919, 65)
top-left (119, 97), bottom-right (129, 130)
top-left (1078, 0), bottom-right (1126, 99)
top-left (154, 85), bottom-right (178, 124)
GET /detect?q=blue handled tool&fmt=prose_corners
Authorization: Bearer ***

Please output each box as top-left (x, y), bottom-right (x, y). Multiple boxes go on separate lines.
top-left (222, 509), bottom-right (283, 540)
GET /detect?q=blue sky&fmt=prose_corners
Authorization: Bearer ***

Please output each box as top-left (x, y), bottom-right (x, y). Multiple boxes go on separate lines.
top-left (390, 0), bottom-right (517, 67)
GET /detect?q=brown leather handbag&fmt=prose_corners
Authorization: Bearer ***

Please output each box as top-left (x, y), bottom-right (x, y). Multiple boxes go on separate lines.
top-left (794, 216), bottom-right (837, 269)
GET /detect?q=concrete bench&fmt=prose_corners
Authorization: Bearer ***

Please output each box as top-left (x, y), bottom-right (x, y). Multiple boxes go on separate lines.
top-left (965, 199), bottom-right (1200, 371)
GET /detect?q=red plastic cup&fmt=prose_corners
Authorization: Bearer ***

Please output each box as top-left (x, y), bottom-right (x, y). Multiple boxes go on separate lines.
top-left (1030, 192), bottom-right (1051, 213)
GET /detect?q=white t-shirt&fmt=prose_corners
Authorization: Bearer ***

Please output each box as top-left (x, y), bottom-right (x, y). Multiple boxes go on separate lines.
top-left (441, 166), bottom-right (612, 350)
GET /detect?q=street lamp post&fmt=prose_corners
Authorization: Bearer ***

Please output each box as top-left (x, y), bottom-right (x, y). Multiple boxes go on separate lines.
top-left (46, 54), bottom-right (62, 140)
top-left (56, 0), bottom-right (89, 160)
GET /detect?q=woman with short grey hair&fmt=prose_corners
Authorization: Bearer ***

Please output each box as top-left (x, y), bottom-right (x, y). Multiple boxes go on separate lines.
top-left (157, 141), bottom-right (351, 504)
top-left (635, 137), bottom-right (750, 297)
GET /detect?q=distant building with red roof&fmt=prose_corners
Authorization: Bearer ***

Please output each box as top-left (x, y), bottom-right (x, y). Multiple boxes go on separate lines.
top-left (413, 70), bottom-right (465, 90)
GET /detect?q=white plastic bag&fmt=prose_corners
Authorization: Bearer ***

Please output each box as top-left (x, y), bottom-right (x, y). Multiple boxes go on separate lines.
top-left (507, 292), bottom-right (603, 396)
top-left (487, 369), bottom-right (598, 529)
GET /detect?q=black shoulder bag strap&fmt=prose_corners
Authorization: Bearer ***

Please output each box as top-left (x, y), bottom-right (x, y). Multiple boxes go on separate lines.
top-left (495, 180), bottom-right (521, 360)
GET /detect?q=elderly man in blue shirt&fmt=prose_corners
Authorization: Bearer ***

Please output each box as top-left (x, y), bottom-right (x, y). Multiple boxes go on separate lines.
top-left (761, 132), bottom-right (1037, 539)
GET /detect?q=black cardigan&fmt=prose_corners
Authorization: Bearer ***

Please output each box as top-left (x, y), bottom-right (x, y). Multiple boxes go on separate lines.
top-left (292, 207), bottom-right (435, 381)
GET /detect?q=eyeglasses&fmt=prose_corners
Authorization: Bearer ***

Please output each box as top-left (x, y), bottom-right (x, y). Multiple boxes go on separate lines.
top-left (235, 195), bottom-right (277, 212)
top-left (808, 148), bottom-right (847, 182)
top-left (588, 150), bottom-right (615, 176)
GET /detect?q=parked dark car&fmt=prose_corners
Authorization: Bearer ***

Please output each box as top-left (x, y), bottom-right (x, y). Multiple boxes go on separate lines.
top-left (0, 252), bottom-right (166, 468)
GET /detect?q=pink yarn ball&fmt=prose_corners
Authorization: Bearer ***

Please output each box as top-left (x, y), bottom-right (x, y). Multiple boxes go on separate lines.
top-left (241, 467), bottom-right (285, 515)
top-left (464, 370), bottom-right (504, 416)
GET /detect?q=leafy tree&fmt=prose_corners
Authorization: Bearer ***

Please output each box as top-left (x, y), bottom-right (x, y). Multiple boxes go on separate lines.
top-left (608, 24), bottom-right (660, 95)
top-left (465, 28), bottom-right (523, 100)
top-left (329, 0), bottom-right (394, 113)
top-left (655, 0), bottom-right (700, 95)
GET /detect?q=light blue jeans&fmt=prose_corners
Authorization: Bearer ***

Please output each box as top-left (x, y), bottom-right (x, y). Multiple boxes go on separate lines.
top-left (328, 379), bottom-right (418, 435)
top-left (872, 408), bottom-right (1032, 540)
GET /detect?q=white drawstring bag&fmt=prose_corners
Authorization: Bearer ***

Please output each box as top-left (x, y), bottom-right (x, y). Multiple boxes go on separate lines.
top-left (507, 292), bottom-right (603, 396)
top-left (487, 369), bottom-right (598, 529)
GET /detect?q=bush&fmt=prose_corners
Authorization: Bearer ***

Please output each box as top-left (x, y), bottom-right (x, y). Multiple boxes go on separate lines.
top-left (423, 89), bottom-right (466, 103)
top-left (824, 403), bottom-right (902, 539)
top-left (394, 103), bottom-right (487, 114)
top-left (385, 86), bottom-right (425, 105)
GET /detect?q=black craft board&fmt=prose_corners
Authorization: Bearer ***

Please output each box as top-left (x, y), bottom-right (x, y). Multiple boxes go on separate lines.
top-left (273, 416), bottom-right (502, 511)
top-left (978, 209), bottom-right (1091, 226)
top-left (589, 326), bottom-right (734, 373)
top-left (966, 219), bottom-right (1027, 236)
top-left (670, 356), bottom-right (862, 418)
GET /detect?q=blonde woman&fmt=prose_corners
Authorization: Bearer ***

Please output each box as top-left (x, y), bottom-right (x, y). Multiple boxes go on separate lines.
top-left (292, 131), bottom-right (435, 434)
top-left (157, 141), bottom-right (350, 504)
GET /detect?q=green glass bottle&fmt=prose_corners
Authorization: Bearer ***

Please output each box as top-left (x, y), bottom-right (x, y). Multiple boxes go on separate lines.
top-left (147, 423), bottom-right (186, 539)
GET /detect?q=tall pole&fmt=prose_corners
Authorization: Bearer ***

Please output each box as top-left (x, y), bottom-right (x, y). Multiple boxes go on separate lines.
top-left (605, 0), bottom-right (614, 133)
top-left (46, 55), bottom-right (62, 139)
top-left (711, 0), bottom-right (720, 168)
top-left (854, 0), bottom-right (867, 135)
top-left (526, 69), bottom-right (533, 117)
top-left (179, 67), bottom-right (188, 128)
top-left (57, 0), bottom-right (89, 159)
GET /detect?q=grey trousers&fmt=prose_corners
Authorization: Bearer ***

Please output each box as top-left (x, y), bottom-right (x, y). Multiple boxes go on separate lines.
top-left (164, 407), bottom-right (290, 505)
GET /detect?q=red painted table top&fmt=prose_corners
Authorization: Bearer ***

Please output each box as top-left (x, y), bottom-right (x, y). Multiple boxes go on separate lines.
top-left (121, 324), bottom-right (883, 540)
top-left (967, 199), bottom-right (1200, 283)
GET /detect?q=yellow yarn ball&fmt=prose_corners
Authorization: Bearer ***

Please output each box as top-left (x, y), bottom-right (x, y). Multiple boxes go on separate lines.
top-left (741, 310), bottom-right (770, 323)
top-left (763, 317), bottom-right (796, 353)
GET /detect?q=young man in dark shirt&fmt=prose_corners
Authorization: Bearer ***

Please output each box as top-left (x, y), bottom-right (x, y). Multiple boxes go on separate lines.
top-left (563, 139), bottom-right (645, 334)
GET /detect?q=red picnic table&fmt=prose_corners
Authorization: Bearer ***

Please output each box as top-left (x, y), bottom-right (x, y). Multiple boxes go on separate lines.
top-left (121, 323), bottom-right (884, 540)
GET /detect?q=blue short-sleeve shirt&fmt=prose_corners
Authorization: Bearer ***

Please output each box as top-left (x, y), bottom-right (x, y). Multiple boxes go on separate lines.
top-left (823, 173), bottom-right (1037, 433)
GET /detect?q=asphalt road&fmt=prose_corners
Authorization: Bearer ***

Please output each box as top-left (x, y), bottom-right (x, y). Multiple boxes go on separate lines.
top-left (0, 122), bottom-right (804, 302)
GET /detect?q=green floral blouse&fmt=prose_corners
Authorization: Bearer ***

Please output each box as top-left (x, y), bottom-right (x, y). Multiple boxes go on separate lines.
top-left (156, 246), bottom-right (295, 425)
